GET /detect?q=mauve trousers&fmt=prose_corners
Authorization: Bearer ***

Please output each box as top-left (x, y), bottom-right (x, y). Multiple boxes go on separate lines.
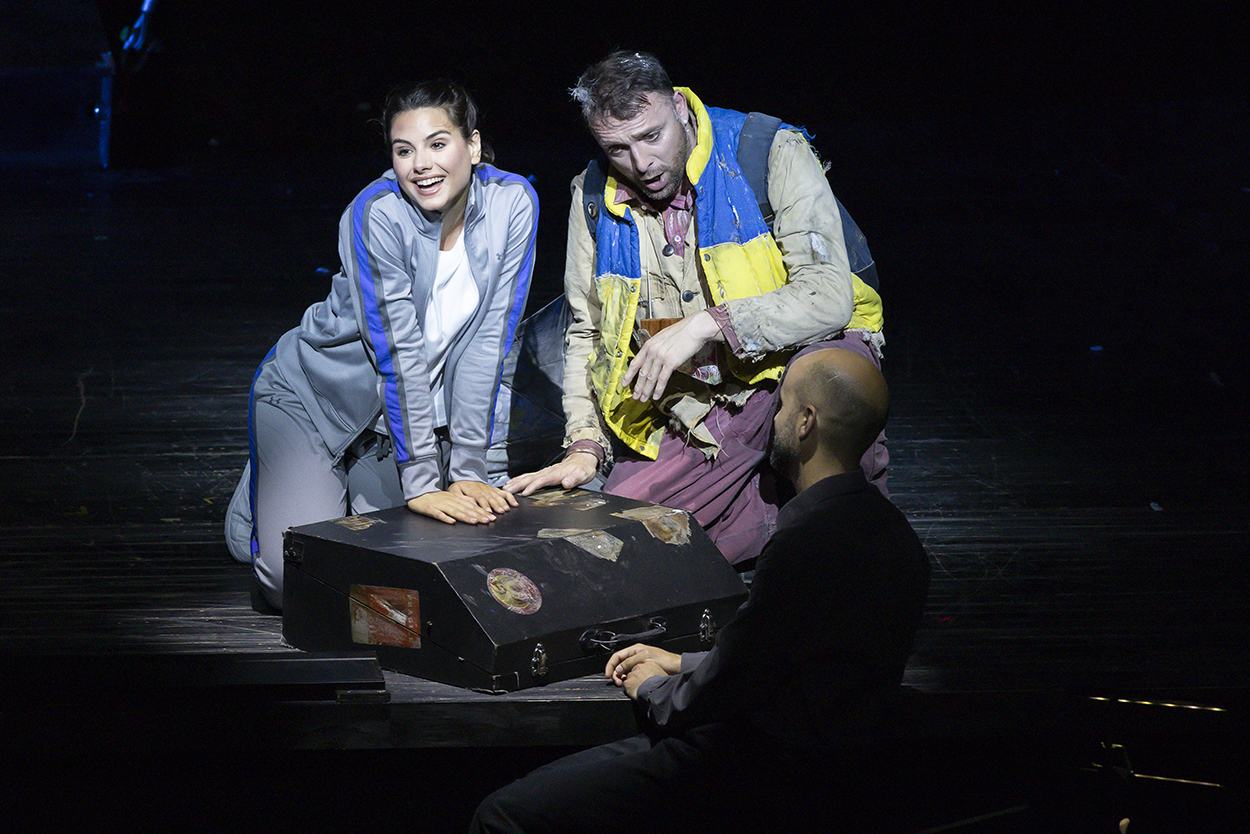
top-left (603, 333), bottom-right (887, 565)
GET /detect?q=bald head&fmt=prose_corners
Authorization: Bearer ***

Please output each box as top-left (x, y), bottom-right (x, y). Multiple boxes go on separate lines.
top-left (772, 349), bottom-right (889, 489)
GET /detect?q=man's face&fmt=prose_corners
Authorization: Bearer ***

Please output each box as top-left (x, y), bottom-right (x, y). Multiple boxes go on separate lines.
top-left (589, 91), bottom-right (693, 205)
top-left (768, 376), bottom-right (800, 485)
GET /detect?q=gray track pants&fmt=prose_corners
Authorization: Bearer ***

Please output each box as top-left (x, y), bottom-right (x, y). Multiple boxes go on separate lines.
top-left (225, 399), bottom-right (415, 610)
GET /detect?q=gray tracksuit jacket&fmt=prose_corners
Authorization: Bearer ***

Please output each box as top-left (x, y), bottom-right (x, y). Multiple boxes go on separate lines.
top-left (253, 165), bottom-right (539, 499)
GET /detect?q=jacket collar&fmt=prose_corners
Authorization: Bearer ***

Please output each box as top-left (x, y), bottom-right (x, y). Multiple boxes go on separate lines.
top-left (383, 166), bottom-right (485, 238)
top-left (678, 87), bottom-right (714, 189)
top-left (775, 470), bottom-right (871, 532)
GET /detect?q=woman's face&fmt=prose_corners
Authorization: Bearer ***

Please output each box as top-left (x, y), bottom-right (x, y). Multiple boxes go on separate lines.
top-left (390, 107), bottom-right (481, 218)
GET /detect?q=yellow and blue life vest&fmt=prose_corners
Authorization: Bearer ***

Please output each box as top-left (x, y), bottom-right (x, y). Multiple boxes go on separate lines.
top-left (586, 88), bottom-right (881, 458)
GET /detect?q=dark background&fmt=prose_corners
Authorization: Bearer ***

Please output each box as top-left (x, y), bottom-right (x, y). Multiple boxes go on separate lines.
top-left (83, 1), bottom-right (1247, 440)
top-left (2, 3), bottom-right (1248, 829)
top-left (92, 5), bottom-right (1246, 301)
top-left (83, 1), bottom-right (1247, 395)
top-left (93, 2), bottom-right (1239, 154)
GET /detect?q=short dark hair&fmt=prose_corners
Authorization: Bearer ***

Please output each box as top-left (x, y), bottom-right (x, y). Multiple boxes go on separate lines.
top-left (570, 50), bottom-right (673, 125)
top-left (381, 78), bottom-right (495, 164)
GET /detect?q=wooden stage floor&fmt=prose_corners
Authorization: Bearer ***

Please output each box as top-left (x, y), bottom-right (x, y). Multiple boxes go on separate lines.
top-left (2, 101), bottom-right (1246, 829)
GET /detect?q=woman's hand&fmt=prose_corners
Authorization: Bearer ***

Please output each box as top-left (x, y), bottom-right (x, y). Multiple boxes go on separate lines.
top-left (407, 489), bottom-right (500, 524)
top-left (449, 480), bottom-right (519, 514)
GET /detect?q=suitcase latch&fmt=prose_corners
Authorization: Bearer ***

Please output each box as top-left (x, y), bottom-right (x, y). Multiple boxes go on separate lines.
top-left (284, 537), bottom-right (305, 565)
top-left (699, 609), bottom-right (716, 646)
top-left (531, 643), bottom-right (549, 679)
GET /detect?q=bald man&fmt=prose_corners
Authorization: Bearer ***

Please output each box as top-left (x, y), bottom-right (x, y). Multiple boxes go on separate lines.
top-left (769, 348), bottom-right (892, 494)
top-left (469, 350), bottom-right (930, 834)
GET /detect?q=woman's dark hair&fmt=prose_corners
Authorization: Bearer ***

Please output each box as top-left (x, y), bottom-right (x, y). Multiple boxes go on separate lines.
top-left (381, 79), bottom-right (495, 164)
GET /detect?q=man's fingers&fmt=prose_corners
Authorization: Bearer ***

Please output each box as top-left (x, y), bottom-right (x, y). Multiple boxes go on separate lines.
top-left (501, 475), bottom-right (529, 494)
top-left (623, 343), bottom-right (678, 402)
top-left (620, 361), bottom-right (639, 389)
top-left (622, 348), bottom-right (656, 397)
top-left (605, 644), bottom-right (639, 678)
top-left (507, 457), bottom-right (596, 497)
top-left (520, 470), bottom-right (561, 495)
top-left (649, 367), bottom-right (673, 401)
top-left (517, 470), bottom-right (560, 496)
top-left (504, 470), bottom-right (549, 495)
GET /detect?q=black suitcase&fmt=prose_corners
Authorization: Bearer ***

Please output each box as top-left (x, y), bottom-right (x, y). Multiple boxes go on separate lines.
top-left (282, 489), bottom-right (747, 693)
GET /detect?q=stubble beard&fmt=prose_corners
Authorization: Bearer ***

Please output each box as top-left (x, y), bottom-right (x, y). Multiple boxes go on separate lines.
top-left (768, 424), bottom-right (799, 487)
top-left (640, 119), bottom-right (692, 206)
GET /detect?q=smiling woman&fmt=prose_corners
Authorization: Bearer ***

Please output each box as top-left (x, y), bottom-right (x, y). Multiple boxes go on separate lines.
top-left (222, 79), bottom-right (540, 611)
top-left (382, 82), bottom-right (493, 248)
top-left (390, 108), bottom-right (481, 229)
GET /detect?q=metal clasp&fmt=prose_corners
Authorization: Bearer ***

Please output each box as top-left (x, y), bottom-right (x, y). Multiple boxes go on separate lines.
top-left (531, 643), bottom-right (549, 678)
top-left (699, 609), bottom-right (716, 646)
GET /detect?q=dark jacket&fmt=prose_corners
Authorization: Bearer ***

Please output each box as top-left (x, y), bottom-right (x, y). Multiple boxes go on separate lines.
top-left (637, 470), bottom-right (930, 751)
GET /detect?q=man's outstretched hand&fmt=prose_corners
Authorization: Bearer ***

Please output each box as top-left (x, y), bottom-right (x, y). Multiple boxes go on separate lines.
top-left (503, 451), bottom-right (598, 496)
top-left (620, 310), bottom-right (722, 402)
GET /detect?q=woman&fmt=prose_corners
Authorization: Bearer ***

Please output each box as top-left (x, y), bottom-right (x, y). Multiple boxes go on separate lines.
top-left (224, 80), bottom-right (539, 609)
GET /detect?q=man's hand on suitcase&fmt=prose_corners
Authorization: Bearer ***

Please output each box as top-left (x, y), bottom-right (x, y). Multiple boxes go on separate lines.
top-left (503, 451), bottom-right (598, 496)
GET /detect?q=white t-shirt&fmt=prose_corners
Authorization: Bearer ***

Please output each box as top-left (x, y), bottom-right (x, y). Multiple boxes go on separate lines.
top-left (423, 233), bottom-right (479, 427)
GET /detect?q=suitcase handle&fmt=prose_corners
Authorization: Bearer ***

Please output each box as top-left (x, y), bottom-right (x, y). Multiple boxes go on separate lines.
top-left (579, 617), bottom-right (668, 653)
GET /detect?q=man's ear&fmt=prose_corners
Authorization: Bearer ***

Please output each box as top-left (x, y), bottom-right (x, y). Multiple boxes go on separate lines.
top-left (796, 405), bottom-right (816, 442)
top-left (672, 90), bottom-right (689, 123)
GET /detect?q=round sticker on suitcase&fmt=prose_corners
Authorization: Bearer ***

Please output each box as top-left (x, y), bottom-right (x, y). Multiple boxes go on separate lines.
top-left (487, 568), bottom-right (542, 614)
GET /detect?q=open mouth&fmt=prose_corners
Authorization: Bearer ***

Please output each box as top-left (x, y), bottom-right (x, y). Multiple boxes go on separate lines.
top-left (415, 176), bottom-right (445, 194)
top-left (641, 173), bottom-right (666, 193)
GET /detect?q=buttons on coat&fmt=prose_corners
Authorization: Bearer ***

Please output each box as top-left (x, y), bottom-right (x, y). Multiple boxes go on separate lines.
top-left (681, 290), bottom-right (696, 303)
top-left (662, 244), bottom-right (675, 257)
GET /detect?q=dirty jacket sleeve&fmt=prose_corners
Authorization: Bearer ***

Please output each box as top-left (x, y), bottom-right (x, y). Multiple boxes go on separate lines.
top-left (560, 171), bottom-right (614, 460)
top-left (718, 130), bottom-right (856, 357)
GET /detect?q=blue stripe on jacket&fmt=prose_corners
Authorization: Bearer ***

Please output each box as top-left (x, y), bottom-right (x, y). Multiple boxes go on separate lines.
top-left (351, 179), bottom-right (409, 463)
top-left (476, 164), bottom-right (540, 440)
top-left (247, 344), bottom-right (278, 560)
top-left (477, 165), bottom-right (539, 358)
